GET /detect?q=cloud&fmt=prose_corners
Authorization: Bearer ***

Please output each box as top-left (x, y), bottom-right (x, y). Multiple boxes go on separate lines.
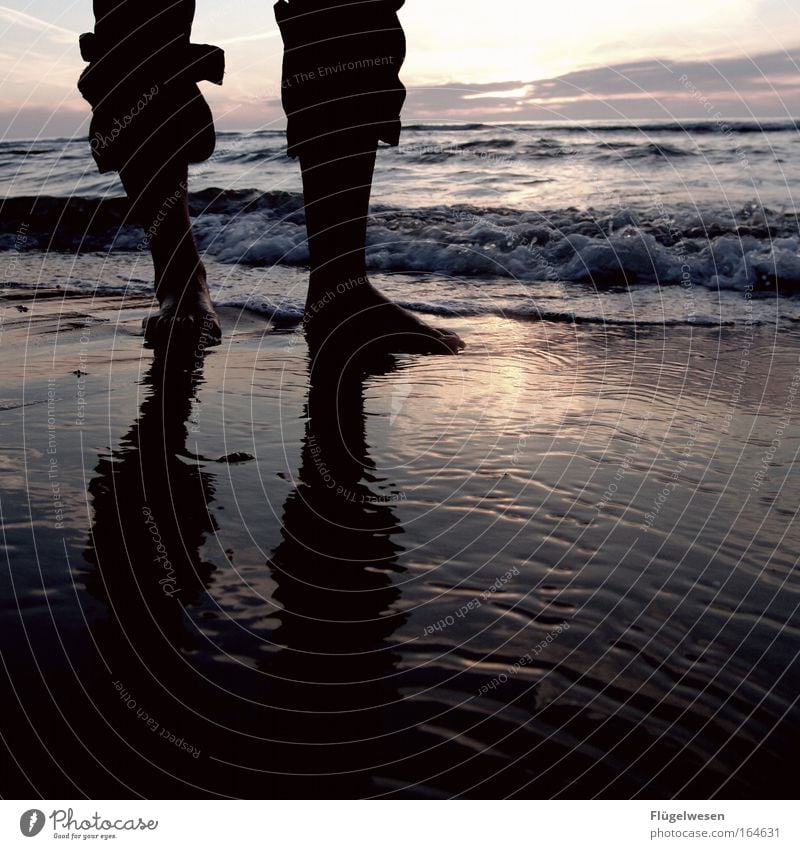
top-left (398, 0), bottom-right (761, 84)
top-left (403, 48), bottom-right (800, 121)
top-left (0, 5), bottom-right (76, 42)
top-left (215, 31), bottom-right (280, 47)
top-left (4, 45), bottom-right (800, 139)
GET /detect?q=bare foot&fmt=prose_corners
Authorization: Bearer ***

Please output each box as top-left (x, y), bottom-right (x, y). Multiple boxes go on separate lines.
top-left (304, 278), bottom-right (464, 356)
top-left (144, 270), bottom-right (222, 347)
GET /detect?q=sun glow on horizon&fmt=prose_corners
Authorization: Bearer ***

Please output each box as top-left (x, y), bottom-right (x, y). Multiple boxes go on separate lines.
top-left (1, 0), bottom-right (799, 136)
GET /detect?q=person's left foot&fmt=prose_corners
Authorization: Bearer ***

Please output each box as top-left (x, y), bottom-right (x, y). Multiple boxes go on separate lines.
top-left (144, 270), bottom-right (222, 347)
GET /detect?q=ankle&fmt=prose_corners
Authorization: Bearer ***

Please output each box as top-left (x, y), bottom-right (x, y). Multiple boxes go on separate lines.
top-left (155, 262), bottom-right (206, 297)
top-left (308, 269), bottom-right (371, 298)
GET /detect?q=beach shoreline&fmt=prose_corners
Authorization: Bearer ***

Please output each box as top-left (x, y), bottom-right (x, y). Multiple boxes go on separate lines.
top-left (1, 283), bottom-right (798, 797)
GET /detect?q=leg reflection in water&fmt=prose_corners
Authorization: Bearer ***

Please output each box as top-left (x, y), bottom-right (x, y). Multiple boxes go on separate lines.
top-left (81, 348), bottom-right (219, 793)
top-left (85, 348), bottom-right (217, 646)
top-left (262, 350), bottom-right (409, 796)
top-left (81, 344), bottom-right (411, 797)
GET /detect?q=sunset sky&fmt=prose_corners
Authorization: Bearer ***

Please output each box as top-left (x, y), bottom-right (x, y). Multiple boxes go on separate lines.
top-left (1, 0), bottom-right (799, 138)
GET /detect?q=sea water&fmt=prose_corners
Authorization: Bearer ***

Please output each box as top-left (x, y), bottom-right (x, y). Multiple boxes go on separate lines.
top-left (2, 119), bottom-right (800, 326)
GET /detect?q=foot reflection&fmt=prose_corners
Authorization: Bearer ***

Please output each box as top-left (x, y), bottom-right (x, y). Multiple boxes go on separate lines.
top-left (84, 348), bottom-right (217, 650)
top-left (264, 351), bottom-right (408, 796)
top-left (80, 348), bottom-right (220, 794)
top-left (82, 344), bottom-right (411, 796)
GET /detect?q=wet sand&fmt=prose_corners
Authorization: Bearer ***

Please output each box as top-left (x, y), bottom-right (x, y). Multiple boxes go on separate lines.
top-left (1, 284), bottom-right (799, 798)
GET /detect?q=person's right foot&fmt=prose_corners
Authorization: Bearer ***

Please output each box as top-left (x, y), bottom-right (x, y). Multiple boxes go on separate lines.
top-left (304, 279), bottom-right (464, 356)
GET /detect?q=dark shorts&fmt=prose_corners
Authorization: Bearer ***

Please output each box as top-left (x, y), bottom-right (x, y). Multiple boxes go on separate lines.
top-left (274, 0), bottom-right (406, 158)
top-left (78, 0), bottom-right (222, 175)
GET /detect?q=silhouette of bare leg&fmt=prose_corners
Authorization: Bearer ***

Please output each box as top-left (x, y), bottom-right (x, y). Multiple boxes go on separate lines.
top-left (120, 161), bottom-right (221, 346)
top-left (299, 144), bottom-right (464, 356)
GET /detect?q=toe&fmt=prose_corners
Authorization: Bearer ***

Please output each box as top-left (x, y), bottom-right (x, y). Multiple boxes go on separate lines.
top-left (143, 309), bottom-right (222, 349)
top-left (433, 327), bottom-right (465, 353)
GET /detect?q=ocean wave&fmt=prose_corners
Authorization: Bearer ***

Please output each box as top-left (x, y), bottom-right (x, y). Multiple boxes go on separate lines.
top-left (212, 138), bottom-right (713, 168)
top-left (595, 141), bottom-right (697, 160)
top-left (520, 139), bottom-right (577, 158)
top-left (403, 123), bottom-right (489, 132)
top-left (403, 120), bottom-right (800, 135)
top-left (214, 294), bottom-right (735, 327)
top-left (454, 138), bottom-right (517, 150)
top-left (385, 300), bottom-right (736, 327)
top-left (3, 192), bottom-right (800, 291)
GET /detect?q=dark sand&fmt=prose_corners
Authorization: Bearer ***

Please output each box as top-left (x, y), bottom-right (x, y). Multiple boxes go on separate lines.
top-left (2, 286), bottom-right (799, 798)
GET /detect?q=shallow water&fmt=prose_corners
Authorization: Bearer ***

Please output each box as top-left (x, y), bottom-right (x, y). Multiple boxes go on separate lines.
top-left (4, 120), bottom-right (800, 295)
top-left (4, 120), bottom-right (799, 211)
top-left (2, 307), bottom-right (798, 797)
